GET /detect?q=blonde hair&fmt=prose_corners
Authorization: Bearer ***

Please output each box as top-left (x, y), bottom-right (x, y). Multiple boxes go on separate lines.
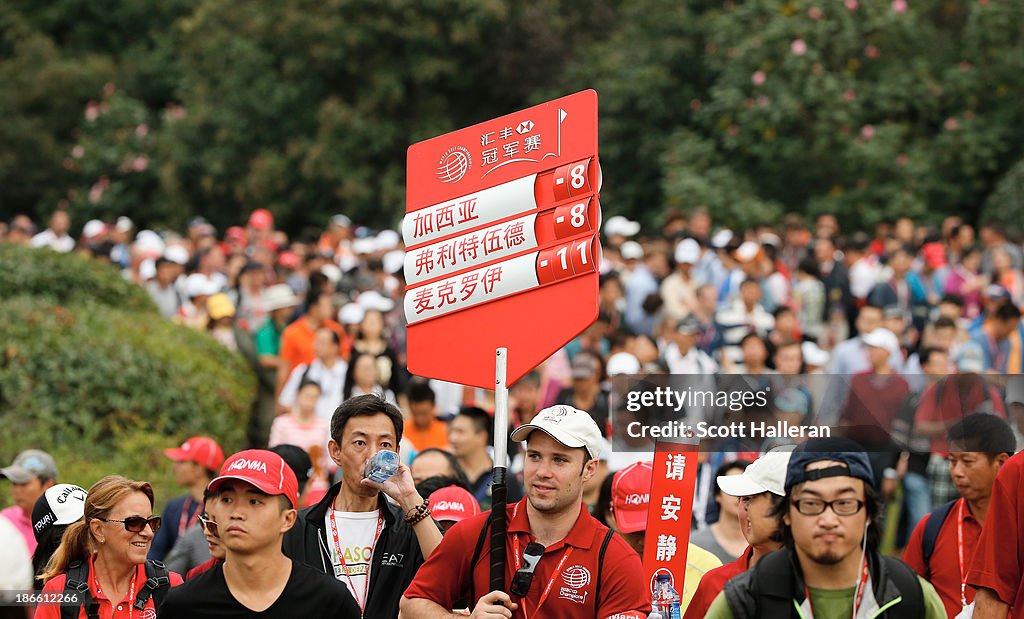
top-left (42, 476), bottom-right (154, 583)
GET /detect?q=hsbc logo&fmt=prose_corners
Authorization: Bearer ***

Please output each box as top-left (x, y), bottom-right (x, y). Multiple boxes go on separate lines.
top-left (227, 459), bottom-right (267, 474)
top-left (623, 493), bottom-right (649, 506)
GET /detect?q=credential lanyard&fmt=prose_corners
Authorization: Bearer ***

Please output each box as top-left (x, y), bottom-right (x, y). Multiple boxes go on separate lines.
top-left (329, 509), bottom-right (384, 616)
top-left (957, 499), bottom-right (968, 608)
top-left (513, 535), bottom-right (573, 619)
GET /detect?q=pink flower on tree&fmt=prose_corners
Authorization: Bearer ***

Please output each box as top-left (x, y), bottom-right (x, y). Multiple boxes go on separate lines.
top-left (135, 124), bottom-right (149, 138)
top-left (85, 101), bottom-right (100, 122)
top-left (860, 124), bottom-right (876, 140)
top-left (102, 82), bottom-right (116, 97)
top-left (892, 0), bottom-right (907, 12)
top-left (131, 156), bottom-right (150, 172)
top-left (690, 99), bottom-right (702, 111)
top-left (896, 154), bottom-right (909, 166)
top-left (809, 6), bottom-right (824, 19)
top-left (845, 0), bottom-right (858, 9)
top-left (944, 117), bottom-right (958, 131)
top-left (865, 45), bottom-right (880, 59)
top-left (71, 145), bottom-right (85, 159)
top-left (752, 70), bottom-right (767, 85)
top-left (791, 39), bottom-right (808, 56)
top-left (843, 89), bottom-right (857, 102)
top-left (727, 125), bottom-right (740, 137)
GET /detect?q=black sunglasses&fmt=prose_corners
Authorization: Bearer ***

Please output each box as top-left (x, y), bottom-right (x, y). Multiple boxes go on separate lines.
top-left (198, 512), bottom-right (219, 537)
top-left (99, 516), bottom-right (162, 533)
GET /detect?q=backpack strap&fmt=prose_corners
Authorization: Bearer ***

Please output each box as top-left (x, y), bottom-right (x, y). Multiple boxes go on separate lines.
top-left (750, 548), bottom-right (799, 619)
top-left (63, 561), bottom-right (99, 619)
top-left (593, 528), bottom-right (615, 612)
top-left (134, 560), bottom-right (172, 612)
top-left (881, 556), bottom-right (924, 618)
top-left (921, 499), bottom-right (957, 578)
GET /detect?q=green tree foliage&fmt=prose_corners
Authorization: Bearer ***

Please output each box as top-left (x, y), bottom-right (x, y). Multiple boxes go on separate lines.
top-left (3, 0), bottom-right (1024, 232)
top-left (0, 246), bottom-right (255, 507)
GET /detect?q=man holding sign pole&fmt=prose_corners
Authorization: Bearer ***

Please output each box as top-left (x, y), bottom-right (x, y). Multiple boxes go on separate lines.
top-left (401, 405), bottom-right (650, 618)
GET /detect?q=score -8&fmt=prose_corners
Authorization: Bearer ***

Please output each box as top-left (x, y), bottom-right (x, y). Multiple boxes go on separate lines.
top-left (552, 158), bottom-right (592, 201)
top-left (552, 198), bottom-right (595, 239)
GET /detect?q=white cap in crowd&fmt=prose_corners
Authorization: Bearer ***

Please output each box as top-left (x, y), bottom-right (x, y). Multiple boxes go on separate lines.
top-left (604, 215), bottom-right (641, 238)
top-left (511, 405), bottom-right (605, 460)
top-left (861, 328), bottom-right (901, 359)
top-left (717, 446), bottom-right (794, 497)
top-left (674, 238), bottom-right (701, 265)
top-left (606, 352), bottom-right (641, 377)
top-left (620, 240), bottom-right (644, 261)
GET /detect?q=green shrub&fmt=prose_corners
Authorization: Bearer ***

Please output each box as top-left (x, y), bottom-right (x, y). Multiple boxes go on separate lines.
top-left (0, 247), bottom-right (256, 509)
top-left (0, 245), bottom-right (157, 312)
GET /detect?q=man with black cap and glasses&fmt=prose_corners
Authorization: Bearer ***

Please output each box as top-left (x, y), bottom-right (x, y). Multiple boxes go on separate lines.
top-left (705, 437), bottom-right (945, 618)
top-left (401, 405), bottom-right (650, 618)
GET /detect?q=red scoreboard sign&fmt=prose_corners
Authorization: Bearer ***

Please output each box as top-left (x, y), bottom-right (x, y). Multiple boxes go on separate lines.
top-left (404, 90), bottom-right (600, 389)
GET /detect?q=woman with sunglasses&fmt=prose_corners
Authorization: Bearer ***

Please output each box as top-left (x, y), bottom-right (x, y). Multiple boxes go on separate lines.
top-left (165, 490), bottom-right (225, 579)
top-left (35, 476), bottom-right (183, 618)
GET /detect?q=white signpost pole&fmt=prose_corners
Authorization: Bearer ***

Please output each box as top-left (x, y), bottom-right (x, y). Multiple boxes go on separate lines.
top-left (490, 347), bottom-right (510, 593)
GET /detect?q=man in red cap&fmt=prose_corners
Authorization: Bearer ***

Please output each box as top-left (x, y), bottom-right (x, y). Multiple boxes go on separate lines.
top-left (247, 208), bottom-right (274, 249)
top-left (428, 485), bottom-right (480, 533)
top-left (151, 436), bottom-right (226, 560)
top-left (160, 449), bottom-right (360, 618)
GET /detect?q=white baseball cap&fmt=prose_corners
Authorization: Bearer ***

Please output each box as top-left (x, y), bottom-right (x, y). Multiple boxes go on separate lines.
top-left (511, 405), bottom-right (604, 460)
top-left (606, 352), bottom-right (641, 377)
top-left (674, 238), bottom-right (701, 264)
top-left (619, 240), bottom-right (644, 261)
top-left (717, 447), bottom-right (794, 497)
top-left (604, 215), bottom-right (641, 238)
top-left (862, 328), bottom-right (900, 359)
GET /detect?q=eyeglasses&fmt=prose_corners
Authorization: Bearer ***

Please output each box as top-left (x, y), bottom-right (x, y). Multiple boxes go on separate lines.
top-left (792, 498), bottom-right (865, 516)
top-left (99, 516), bottom-right (162, 533)
top-left (198, 512), bottom-right (218, 537)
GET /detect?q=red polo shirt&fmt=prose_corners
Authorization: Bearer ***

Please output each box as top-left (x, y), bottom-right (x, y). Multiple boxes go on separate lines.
top-left (404, 498), bottom-right (651, 618)
top-left (902, 498), bottom-right (982, 617)
top-left (967, 451), bottom-right (1024, 617)
top-left (683, 546), bottom-right (753, 619)
top-left (36, 553), bottom-right (183, 619)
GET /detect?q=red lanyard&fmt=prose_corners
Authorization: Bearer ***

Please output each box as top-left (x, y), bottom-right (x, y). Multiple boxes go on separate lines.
top-left (803, 555), bottom-right (868, 619)
top-left (92, 562), bottom-right (138, 619)
top-left (956, 499), bottom-right (968, 608)
top-left (329, 509), bottom-right (384, 616)
top-left (179, 496), bottom-right (199, 536)
top-left (512, 535), bottom-right (573, 619)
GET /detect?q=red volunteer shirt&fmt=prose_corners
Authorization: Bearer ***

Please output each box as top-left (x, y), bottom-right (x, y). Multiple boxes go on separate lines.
top-left (403, 498), bottom-right (651, 618)
top-left (682, 546), bottom-right (754, 619)
top-left (913, 378), bottom-right (1006, 453)
top-left (967, 451), bottom-right (1024, 618)
top-left (35, 554), bottom-right (183, 619)
top-left (902, 498), bottom-right (982, 617)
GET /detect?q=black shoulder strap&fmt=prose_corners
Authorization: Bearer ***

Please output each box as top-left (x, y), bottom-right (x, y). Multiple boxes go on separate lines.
top-left (134, 560), bottom-right (172, 613)
top-left (881, 556), bottom-right (924, 618)
top-left (922, 499), bottom-right (957, 577)
top-left (750, 548), bottom-right (798, 619)
top-left (467, 519), bottom-right (491, 607)
top-left (63, 561), bottom-right (99, 619)
top-left (594, 528), bottom-right (615, 611)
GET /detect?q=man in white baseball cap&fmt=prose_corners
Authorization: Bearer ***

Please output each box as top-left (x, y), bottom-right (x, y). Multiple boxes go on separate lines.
top-left (685, 447), bottom-right (793, 619)
top-left (402, 405), bottom-right (652, 618)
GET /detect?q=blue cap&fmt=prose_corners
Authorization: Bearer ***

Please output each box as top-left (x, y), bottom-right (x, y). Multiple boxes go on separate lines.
top-left (784, 437), bottom-right (875, 492)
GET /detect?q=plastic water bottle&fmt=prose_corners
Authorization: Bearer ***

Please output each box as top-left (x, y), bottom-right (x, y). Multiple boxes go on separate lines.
top-left (653, 574), bottom-right (682, 619)
top-left (648, 612), bottom-right (663, 619)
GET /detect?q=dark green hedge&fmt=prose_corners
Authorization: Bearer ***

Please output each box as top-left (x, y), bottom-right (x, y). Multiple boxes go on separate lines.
top-left (0, 246), bottom-right (255, 508)
top-left (0, 244), bottom-right (156, 312)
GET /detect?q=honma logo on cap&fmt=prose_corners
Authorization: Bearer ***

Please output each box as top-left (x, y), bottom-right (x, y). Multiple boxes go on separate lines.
top-left (227, 458), bottom-right (268, 474)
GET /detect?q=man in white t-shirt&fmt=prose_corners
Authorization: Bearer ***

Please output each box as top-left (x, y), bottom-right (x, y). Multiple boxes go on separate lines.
top-left (279, 328), bottom-right (348, 420)
top-left (30, 210), bottom-right (74, 253)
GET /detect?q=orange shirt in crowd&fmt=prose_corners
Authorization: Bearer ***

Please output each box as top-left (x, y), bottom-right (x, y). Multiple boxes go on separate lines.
top-left (279, 317), bottom-right (351, 373)
top-left (403, 418), bottom-right (450, 453)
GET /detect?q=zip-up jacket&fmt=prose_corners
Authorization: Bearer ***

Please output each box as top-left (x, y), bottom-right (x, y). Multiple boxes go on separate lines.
top-left (721, 547), bottom-right (944, 619)
top-left (282, 483), bottom-right (423, 619)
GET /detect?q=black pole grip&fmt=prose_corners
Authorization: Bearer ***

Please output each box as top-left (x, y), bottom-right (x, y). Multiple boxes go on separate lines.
top-left (489, 466), bottom-right (508, 595)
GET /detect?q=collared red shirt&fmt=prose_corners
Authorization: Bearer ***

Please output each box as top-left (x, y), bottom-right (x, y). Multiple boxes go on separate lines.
top-left (36, 553), bottom-right (183, 619)
top-left (404, 498), bottom-right (651, 618)
top-left (684, 546), bottom-right (753, 619)
top-left (967, 451), bottom-right (1024, 617)
top-left (903, 497), bottom-right (982, 617)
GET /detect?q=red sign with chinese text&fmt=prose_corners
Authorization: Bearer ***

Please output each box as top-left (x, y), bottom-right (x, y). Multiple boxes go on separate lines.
top-left (643, 439), bottom-right (699, 611)
top-left (404, 90), bottom-right (600, 389)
